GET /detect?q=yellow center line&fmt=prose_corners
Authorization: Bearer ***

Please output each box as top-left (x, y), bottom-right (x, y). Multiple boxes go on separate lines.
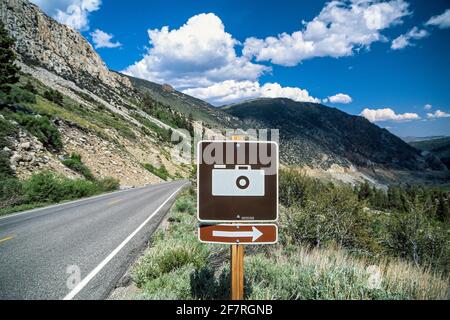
top-left (108, 199), bottom-right (122, 205)
top-left (0, 235), bottom-right (14, 244)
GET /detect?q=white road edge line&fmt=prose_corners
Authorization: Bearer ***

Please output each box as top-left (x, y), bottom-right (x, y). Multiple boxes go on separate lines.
top-left (63, 183), bottom-right (186, 300)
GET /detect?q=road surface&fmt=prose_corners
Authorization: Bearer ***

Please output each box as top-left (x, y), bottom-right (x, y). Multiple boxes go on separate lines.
top-left (0, 180), bottom-right (188, 300)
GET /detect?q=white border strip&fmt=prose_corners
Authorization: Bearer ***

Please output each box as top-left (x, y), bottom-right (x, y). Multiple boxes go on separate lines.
top-left (63, 183), bottom-right (186, 300)
top-left (197, 140), bottom-right (279, 223)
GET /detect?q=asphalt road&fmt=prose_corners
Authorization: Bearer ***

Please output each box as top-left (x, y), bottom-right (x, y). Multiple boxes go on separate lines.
top-left (0, 180), bottom-right (188, 300)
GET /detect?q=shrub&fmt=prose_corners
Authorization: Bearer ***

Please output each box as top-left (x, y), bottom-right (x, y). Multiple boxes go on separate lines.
top-left (23, 171), bottom-right (98, 203)
top-left (140, 264), bottom-right (196, 300)
top-left (0, 151), bottom-right (14, 178)
top-left (133, 238), bottom-right (208, 287)
top-left (23, 80), bottom-right (37, 94)
top-left (244, 249), bottom-right (448, 300)
top-left (62, 153), bottom-right (95, 180)
top-left (12, 112), bottom-right (62, 151)
top-left (96, 177), bottom-right (120, 192)
top-left (283, 184), bottom-right (374, 253)
top-left (279, 169), bottom-right (325, 207)
top-left (0, 178), bottom-right (24, 209)
top-left (173, 194), bottom-right (195, 215)
top-left (382, 199), bottom-right (449, 272)
top-left (143, 163), bottom-right (170, 181)
top-left (0, 85), bottom-right (36, 104)
top-left (43, 89), bottom-right (64, 106)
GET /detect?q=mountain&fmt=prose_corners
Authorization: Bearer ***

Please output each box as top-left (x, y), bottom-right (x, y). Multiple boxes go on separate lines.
top-left (0, 0), bottom-right (448, 188)
top-left (123, 74), bottom-right (241, 128)
top-left (409, 137), bottom-right (450, 169)
top-left (0, 0), bottom-right (201, 186)
top-left (402, 136), bottom-right (448, 143)
top-left (223, 98), bottom-right (447, 172)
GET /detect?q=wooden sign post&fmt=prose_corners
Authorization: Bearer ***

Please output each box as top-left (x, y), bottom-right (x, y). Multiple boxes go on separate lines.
top-left (197, 136), bottom-right (279, 301)
top-left (231, 135), bottom-right (244, 301)
top-left (231, 244), bottom-right (244, 300)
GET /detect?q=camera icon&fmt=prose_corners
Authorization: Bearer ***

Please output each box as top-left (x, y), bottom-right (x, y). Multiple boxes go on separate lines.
top-left (212, 165), bottom-right (265, 197)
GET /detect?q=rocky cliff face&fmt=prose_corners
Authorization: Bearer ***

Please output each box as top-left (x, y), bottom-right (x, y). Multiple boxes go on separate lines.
top-left (0, 0), bottom-right (131, 91)
top-left (0, 0), bottom-right (192, 187)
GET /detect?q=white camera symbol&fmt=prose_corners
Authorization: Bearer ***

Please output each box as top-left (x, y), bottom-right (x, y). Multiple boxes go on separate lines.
top-left (212, 165), bottom-right (265, 197)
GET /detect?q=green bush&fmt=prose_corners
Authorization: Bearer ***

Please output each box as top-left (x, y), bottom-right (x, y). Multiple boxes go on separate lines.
top-left (96, 177), bottom-right (120, 192)
top-left (62, 153), bottom-right (95, 180)
top-left (283, 184), bottom-right (374, 253)
top-left (43, 89), bottom-right (64, 106)
top-left (0, 85), bottom-right (36, 104)
top-left (0, 177), bottom-right (24, 209)
top-left (143, 163), bottom-right (170, 181)
top-left (140, 264), bottom-right (196, 300)
top-left (173, 194), bottom-right (195, 215)
top-left (279, 169), bottom-right (325, 207)
top-left (11, 112), bottom-right (62, 151)
top-left (0, 151), bottom-right (14, 178)
top-left (23, 171), bottom-right (98, 203)
top-left (382, 199), bottom-right (449, 272)
top-left (133, 238), bottom-right (208, 287)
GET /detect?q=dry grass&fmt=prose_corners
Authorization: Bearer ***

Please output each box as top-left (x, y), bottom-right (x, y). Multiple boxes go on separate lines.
top-left (262, 245), bottom-right (449, 300)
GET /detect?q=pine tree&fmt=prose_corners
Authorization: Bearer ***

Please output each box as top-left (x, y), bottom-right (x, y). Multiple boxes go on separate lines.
top-left (0, 21), bottom-right (19, 95)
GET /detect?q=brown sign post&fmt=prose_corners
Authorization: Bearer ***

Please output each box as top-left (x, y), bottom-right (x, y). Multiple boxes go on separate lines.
top-left (197, 138), bottom-right (279, 300)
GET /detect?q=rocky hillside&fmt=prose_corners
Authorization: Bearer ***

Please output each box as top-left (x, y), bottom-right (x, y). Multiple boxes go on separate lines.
top-left (223, 98), bottom-right (447, 172)
top-left (0, 0), bottom-right (194, 186)
top-left (409, 137), bottom-right (450, 170)
top-left (1, 0), bottom-right (448, 189)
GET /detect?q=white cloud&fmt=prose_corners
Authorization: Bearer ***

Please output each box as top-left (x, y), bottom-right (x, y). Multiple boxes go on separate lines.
top-left (326, 93), bottom-right (353, 104)
top-left (424, 104), bottom-right (432, 110)
top-left (426, 9), bottom-right (450, 29)
top-left (427, 110), bottom-right (450, 119)
top-left (243, 0), bottom-right (410, 66)
top-left (182, 80), bottom-right (320, 105)
top-left (90, 29), bottom-right (121, 49)
top-left (391, 27), bottom-right (429, 50)
top-left (31, 0), bottom-right (101, 31)
top-left (123, 13), bottom-right (269, 90)
top-left (360, 108), bottom-right (420, 122)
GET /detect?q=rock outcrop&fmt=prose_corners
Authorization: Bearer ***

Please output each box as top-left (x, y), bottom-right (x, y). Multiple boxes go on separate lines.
top-left (0, 0), bottom-right (132, 91)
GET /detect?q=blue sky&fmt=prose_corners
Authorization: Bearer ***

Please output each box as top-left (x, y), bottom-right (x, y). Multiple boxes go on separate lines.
top-left (32, 0), bottom-right (450, 137)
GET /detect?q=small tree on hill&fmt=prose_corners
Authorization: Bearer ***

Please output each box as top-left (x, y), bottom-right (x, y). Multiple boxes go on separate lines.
top-left (0, 21), bottom-right (19, 95)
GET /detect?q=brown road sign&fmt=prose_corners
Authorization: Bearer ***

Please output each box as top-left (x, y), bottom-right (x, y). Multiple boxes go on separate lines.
top-left (197, 141), bottom-right (279, 222)
top-left (199, 224), bottom-right (278, 245)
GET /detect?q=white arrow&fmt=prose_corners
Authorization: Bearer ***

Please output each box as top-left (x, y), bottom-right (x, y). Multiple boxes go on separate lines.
top-left (212, 227), bottom-right (263, 242)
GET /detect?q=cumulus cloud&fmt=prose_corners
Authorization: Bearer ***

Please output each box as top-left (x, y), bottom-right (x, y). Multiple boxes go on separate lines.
top-left (326, 93), bottom-right (353, 104)
top-left (360, 108), bottom-right (420, 122)
top-left (90, 29), bottom-right (121, 49)
top-left (182, 80), bottom-right (320, 106)
top-left (426, 9), bottom-right (450, 29)
top-left (243, 0), bottom-right (410, 66)
top-left (31, 0), bottom-right (101, 31)
top-left (427, 110), bottom-right (450, 119)
top-left (391, 27), bottom-right (429, 50)
top-left (123, 13), bottom-right (269, 90)
top-left (424, 104), bottom-right (432, 110)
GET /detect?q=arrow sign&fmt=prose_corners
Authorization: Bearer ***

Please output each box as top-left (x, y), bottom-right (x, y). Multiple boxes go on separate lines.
top-left (199, 224), bottom-right (278, 245)
top-left (212, 227), bottom-right (264, 242)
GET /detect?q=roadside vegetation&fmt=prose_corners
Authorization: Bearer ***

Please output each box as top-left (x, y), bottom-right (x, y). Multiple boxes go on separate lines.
top-left (130, 178), bottom-right (448, 300)
top-left (0, 21), bottom-right (120, 216)
top-left (143, 163), bottom-right (171, 181)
